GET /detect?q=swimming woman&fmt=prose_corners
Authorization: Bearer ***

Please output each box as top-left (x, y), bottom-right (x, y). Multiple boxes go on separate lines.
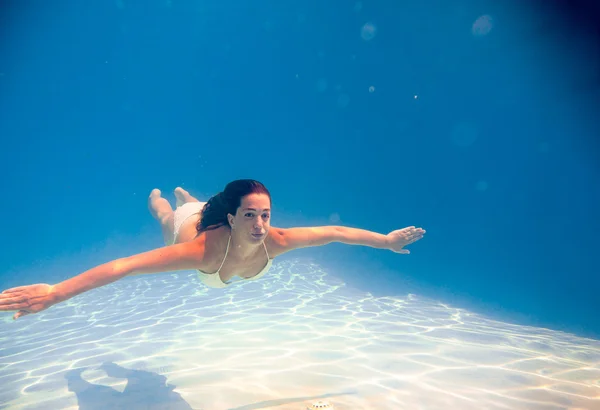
top-left (0, 179), bottom-right (425, 320)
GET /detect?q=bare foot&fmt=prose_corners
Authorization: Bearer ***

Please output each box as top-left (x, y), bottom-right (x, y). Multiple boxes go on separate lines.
top-left (174, 187), bottom-right (200, 207)
top-left (148, 189), bottom-right (173, 222)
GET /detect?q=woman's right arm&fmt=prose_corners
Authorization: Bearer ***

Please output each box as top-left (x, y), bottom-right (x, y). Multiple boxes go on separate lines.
top-left (0, 240), bottom-right (206, 319)
top-left (53, 240), bottom-right (206, 302)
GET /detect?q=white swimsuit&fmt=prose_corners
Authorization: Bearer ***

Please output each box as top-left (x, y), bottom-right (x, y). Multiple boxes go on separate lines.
top-left (197, 235), bottom-right (273, 288)
top-left (172, 202), bottom-right (206, 244)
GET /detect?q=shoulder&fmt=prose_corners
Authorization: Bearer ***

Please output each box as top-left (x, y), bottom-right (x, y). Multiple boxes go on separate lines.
top-left (186, 226), bottom-right (230, 267)
top-left (265, 228), bottom-right (289, 258)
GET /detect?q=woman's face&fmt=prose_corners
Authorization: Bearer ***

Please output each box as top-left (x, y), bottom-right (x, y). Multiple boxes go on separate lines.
top-left (229, 193), bottom-right (271, 243)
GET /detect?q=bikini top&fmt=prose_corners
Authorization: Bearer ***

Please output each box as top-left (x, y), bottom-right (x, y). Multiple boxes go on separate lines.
top-left (197, 235), bottom-right (273, 288)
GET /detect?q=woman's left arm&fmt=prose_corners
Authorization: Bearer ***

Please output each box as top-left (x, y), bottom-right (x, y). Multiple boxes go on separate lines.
top-left (269, 225), bottom-right (425, 256)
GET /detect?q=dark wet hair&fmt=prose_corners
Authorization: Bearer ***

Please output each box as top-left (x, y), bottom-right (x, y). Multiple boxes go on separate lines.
top-left (197, 179), bottom-right (271, 233)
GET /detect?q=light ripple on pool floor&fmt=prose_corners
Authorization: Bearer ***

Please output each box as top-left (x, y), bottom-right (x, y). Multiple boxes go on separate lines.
top-left (0, 259), bottom-right (598, 410)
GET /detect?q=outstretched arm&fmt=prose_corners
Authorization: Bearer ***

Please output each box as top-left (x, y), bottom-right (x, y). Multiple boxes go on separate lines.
top-left (53, 241), bottom-right (206, 301)
top-left (269, 225), bottom-right (425, 256)
top-left (0, 240), bottom-right (207, 320)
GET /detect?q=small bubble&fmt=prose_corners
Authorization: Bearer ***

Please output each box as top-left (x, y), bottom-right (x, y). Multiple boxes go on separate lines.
top-left (361, 22), bottom-right (377, 41)
top-left (414, 95), bottom-right (418, 99)
top-left (368, 86), bottom-right (375, 93)
top-left (472, 15), bottom-right (493, 37)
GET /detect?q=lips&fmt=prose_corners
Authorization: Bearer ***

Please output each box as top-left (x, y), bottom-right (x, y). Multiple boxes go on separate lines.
top-left (251, 233), bottom-right (264, 238)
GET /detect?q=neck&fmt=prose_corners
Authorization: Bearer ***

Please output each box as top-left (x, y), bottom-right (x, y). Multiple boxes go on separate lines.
top-left (229, 230), bottom-right (262, 258)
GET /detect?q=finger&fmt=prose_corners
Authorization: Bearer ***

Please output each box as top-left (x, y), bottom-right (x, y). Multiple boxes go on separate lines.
top-left (2, 287), bottom-right (25, 294)
top-left (406, 227), bottom-right (424, 234)
top-left (0, 296), bottom-right (25, 307)
top-left (14, 310), bottom-right (30, 320)
top-left (0, 303), bottom-right (26, 311)
top-left (397, 249), bottom-right (410, 254)
top-left (404, 234), bottom-right (419, 243)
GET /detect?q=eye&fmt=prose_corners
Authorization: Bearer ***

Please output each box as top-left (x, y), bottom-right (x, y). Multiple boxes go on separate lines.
top-left (262, 213), bottom-right (270, 220)
top-left (245, 212), bottom-right (254, 218)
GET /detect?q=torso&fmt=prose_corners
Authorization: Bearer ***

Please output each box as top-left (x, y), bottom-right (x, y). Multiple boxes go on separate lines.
top-left (175, 211), bottom-right (277, 283)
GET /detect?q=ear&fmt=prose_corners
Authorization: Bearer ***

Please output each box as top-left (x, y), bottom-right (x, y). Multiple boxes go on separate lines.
top-left (227, 213), bottom-right (235, 228)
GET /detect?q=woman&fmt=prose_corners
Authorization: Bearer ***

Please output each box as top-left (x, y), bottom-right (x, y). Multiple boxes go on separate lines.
top-left (0, 179), bottom-right (425, 320)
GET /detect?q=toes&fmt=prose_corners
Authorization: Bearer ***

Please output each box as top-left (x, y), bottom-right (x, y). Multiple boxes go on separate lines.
top-left (149, 189), bottom-right (161, 198)
top-left (174, 188), bottom-right (186, 207)
top-left (174, 187), bottom-right (189, 199)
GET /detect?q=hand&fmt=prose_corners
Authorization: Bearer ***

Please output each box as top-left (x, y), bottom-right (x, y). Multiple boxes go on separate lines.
top-left (386, 226), bottom-right (426, 254)
top-left (0, 284), bottom-right (57, 320)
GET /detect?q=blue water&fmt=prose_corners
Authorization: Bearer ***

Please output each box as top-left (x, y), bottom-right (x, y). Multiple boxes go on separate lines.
top-left (0, 0), bottom-right (598, 345)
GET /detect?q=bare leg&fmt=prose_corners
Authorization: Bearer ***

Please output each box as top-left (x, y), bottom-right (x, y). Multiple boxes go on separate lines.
top-left (148, 189), bottom-right (175, 245)
top-left (174, 187), bottom-right (200, 207)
